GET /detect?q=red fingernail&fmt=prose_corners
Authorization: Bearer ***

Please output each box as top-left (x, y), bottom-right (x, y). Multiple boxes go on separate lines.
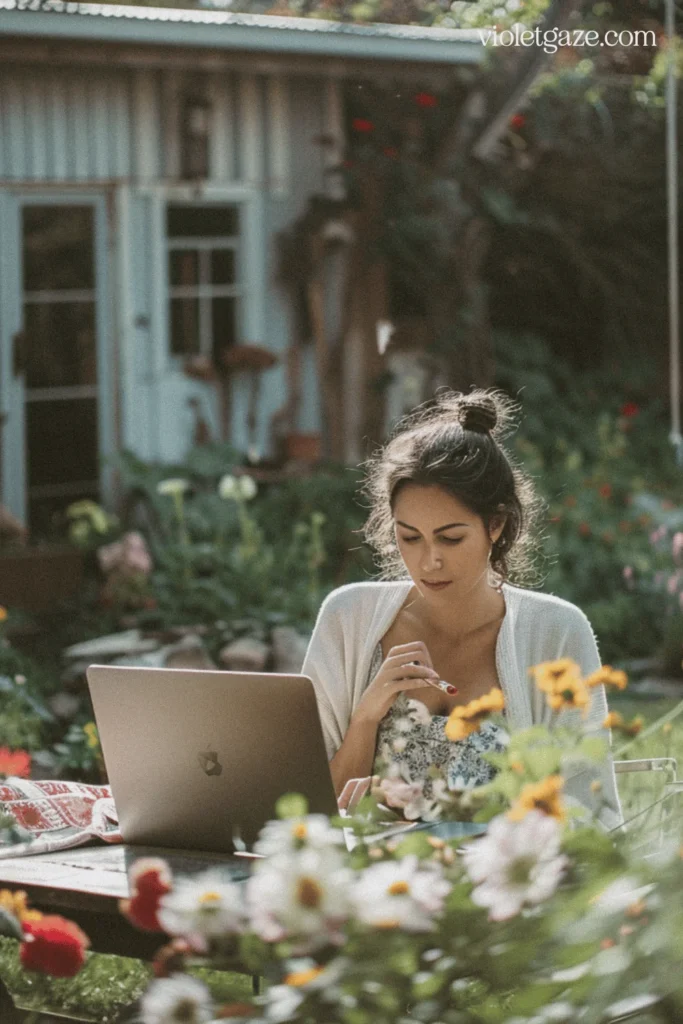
top-left (446, 685), bottom-right (458, 695)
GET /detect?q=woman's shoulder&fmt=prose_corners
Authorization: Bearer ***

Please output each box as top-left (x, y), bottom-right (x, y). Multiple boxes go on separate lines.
top-left (503, 583), bottom-right (592, 629)
top-left (318, 580), bottom-right (411, 619)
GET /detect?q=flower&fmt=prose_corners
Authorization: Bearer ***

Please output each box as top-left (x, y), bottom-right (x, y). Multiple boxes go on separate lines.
top-left (382, 146), bottom-right (399, 158)
top-left (0, 747), bottom-right (31, 779)
top-left (508, 775), bottom-right (566, 823)
top-left (462, 810), bottom-right (567, 921)
top-left (445, 688), bottom-right (505, 742)
top-left (0, 607), bottom-right (7, 623)
top-left (20, 915), bottom-right (90, 978)
top-left (415, 91), bottom-right (438, 108)
top-left (262, 985), bottom-right (304, 1022)
top-left (156, 478), bottom-right (190, 497)
top-left (599, 483), bottom-right (612, 499)
top-left (98, 532), bottom-right (153, 577)
top-left (620, 401), bottom-right (639, 417)
top-left (530, 659), bottom-right (589, 713)
top-left (284, 964), bottom-right (325, 986)
top-left (253, 815), bottom-right (344, 859)
top-left (246, 847), bottom-right (352, 950)
top-left (509, 113), bottom-right (526, 129)
top-left (83, 722), bottom-right (100, 750)
top-left (218, 474), bottom-right (257, 502)
top-left (351, 117), bottom-right (374, 133)
top-left (0, 890), bottom-right (42, 925)
top-left (121, 858), bottom-right (173, 933)
top-left (351, 855), bottom-right (451, 931)
top-left (140, 975), bottom-right (214, 1024)
top-left (66, 499), bottom-right (111, 534)
top-left (584, 666), bottom-right (628, 691)
top-left (378, 775), bottom-right (434, 821)
top-left (158, 871), bottom-right (245, 947)
top-left (603, 712), bottom-right (643, 737)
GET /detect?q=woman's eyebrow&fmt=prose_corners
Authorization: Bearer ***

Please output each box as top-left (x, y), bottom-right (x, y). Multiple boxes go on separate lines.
top-left (395, 521), bottom-right (471, 533)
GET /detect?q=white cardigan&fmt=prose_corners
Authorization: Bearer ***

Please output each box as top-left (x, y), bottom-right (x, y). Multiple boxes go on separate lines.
top-left (302, 580), bottom-right (623, 830)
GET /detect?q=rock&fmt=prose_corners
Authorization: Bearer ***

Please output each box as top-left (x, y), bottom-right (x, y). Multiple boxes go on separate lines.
top-left (164, 636), bottom-right (217, 671)
top-left (219, 638), bottom-right (270, 672)
top-left (271, 627), bottom-right (311, 674)
top-left (48, 692), bottom-right (82, 721)
top-left (63, 629), bottom-right (160, 661)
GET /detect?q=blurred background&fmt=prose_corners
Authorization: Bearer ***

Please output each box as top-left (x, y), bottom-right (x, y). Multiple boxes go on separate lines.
top-left (0, 0), bottom-right (682, 782)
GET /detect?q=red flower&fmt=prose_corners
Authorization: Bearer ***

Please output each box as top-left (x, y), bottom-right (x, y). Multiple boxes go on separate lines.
top-left (0, 747), bottom-right (31, 779)
top-left (620, 402), bottom-right (639, 417)
top-left (415, 92), bottom-right (438, 109)
top-left (599, 483), bottom-right (612, 499)
top-left (510, 114), bottom-right (526, 130)
top-left (20, 916), bottom-right (89, 978)
top-left (383, 146), bottom-right (399, 159)
top-left (351, 118), bottom-right (374, 134)
top-left (120, 858), bottom-right (173, 932)
top-left (579, 522), bottom-right (591, 537)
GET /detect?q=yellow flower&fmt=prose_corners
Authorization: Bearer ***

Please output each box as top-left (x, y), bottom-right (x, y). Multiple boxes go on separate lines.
top-left (508, 775), bottom-right (566, 823)
top-left (83, 722), bottom-right (100, 750)
top-left (285, 966), bottom-right (325, 987)
top-left (530, 658), bottom-right (590, 714)
top-left (529, 658), bottom-right (582, 694)
top-left (0, 889), bottom-right (42, 924)
top-left (544, 676), bottom-right (590, 714)
top-left (445, 688), bottom-right (505, 743)
top-left (0, 607), bottom-right (7, 623)
top-left (604, 712), bottom-right (643, 737)
top-left (584, 666), bottom-right (628, 691)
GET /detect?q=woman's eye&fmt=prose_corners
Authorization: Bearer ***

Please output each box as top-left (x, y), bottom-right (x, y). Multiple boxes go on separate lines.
top-left (441, 537), bottom-right (464, 545)
top-left (399, 535), bottom-right (420, 544)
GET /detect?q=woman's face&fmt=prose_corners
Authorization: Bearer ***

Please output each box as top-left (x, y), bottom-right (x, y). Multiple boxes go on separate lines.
top-left (392, 484), bottom-right (504, 601)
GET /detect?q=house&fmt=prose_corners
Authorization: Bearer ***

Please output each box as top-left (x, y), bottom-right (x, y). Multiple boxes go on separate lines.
top-left (0, 0), bottom-right (481, 537)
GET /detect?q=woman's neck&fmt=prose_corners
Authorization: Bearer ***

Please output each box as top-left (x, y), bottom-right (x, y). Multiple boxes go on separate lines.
top-left (406, 577), bottom-right (506, 644)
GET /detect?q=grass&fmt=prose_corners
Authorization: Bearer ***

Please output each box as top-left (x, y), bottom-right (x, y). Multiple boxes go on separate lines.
top-left (0, 938), bottom-right (254, 1022)
top-left (2, 694), bottom-right (682, 1021)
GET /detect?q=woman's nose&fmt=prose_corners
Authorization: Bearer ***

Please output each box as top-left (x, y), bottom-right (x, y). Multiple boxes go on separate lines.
top-left (420, 547), bottom-right (441, 571)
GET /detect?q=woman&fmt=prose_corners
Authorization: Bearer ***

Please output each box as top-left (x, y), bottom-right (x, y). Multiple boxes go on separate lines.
top-left (302, 389), bottom-right (623, 830)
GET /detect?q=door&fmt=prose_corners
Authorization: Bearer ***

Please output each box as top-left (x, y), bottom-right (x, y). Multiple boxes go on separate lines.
top-left (0, 194), bottom-right (111, 538)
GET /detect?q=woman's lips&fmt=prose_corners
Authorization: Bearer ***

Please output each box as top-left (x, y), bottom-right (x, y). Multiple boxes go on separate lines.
top-left (421, 579), bottom-right (452, 590)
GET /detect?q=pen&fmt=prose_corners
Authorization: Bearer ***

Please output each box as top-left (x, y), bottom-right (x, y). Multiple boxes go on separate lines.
top-left (411, 661), bottom-right (458, 696)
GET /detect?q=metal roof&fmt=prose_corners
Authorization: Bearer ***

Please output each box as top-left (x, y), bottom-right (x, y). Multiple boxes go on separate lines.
top-left (0, 0), bottom-right (483, 62)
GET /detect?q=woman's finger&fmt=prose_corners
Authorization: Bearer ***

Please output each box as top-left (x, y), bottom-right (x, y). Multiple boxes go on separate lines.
top-left (387, 642), bottom-right (433, 661)
top-left (385, 662), bottom-right (439, 681)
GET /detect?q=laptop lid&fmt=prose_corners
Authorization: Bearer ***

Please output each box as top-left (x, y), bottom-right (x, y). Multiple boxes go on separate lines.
top-left (86, 664), bottom-right (338, 854)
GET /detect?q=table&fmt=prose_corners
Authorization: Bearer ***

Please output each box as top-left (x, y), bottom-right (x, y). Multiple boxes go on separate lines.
top-left (0, 843), bottom-right (255, 1023)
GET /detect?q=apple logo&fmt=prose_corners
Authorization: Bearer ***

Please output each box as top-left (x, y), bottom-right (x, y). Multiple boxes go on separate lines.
top-left (197, 750), bottom-right (223, 777)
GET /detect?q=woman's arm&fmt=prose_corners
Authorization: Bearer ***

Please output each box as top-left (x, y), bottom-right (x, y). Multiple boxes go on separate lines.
top-left (329, 713), bottom-right (380, 796)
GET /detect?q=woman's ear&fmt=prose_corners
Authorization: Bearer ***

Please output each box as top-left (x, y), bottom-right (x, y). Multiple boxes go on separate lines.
top-left (489, 509), bottom-right (507, 545)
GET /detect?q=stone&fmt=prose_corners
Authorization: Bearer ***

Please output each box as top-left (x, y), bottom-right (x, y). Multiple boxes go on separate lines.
top-left (219, 637), bottom-right (270, 672)
top-left (271, 627), bottom-right (311, 674)
top-left (164, 636), bottom-right (217, 671)
top-left (63, 629), bottom-right (160, 661)
top-left (48, 692), bottom-right (82, 721)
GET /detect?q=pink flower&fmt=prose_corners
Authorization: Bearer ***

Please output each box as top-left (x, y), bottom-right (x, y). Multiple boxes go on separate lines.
top-left (379, 776), bottom-right (430, 820)
top-left (673, 533), bottom-right (683, 561)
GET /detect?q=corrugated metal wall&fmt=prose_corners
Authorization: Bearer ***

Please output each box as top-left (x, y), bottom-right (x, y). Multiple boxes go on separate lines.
top-left (0, 65), bottom-right (284, 187)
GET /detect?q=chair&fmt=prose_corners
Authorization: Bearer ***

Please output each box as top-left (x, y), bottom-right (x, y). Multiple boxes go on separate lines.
top-left (613, 756), bottom-right (683, 855)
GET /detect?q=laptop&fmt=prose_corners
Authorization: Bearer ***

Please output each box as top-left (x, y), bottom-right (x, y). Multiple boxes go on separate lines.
top-left (86, 664), bottom-right (339, 855)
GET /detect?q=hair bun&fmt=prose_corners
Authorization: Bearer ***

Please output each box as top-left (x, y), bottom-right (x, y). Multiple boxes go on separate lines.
top-left (458, 396), bottom-right (498, 435)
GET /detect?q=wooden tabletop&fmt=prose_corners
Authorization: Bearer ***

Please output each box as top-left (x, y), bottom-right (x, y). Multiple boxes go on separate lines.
top-left (0, 843), bottom-right (252, 960)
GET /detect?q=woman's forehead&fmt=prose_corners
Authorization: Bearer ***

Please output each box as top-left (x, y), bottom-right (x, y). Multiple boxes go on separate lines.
top-left (393, 485), bottom-right (475, 524)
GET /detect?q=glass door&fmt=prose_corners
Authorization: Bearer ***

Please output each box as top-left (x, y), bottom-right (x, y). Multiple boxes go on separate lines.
top-left (3, 196), bottom-right (110, 538)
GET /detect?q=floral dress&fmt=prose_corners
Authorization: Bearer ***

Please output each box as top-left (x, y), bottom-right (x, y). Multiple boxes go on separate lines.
top-left (368, 644), bottom-right (508, 794)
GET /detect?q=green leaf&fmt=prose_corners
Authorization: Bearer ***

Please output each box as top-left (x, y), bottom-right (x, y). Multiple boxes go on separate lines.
top-left (0, 908), bottom-right (24, 940)
top-left (275, 793), bottom-right (309, 819)
top-left (576, 737), bottom-right (608, 762)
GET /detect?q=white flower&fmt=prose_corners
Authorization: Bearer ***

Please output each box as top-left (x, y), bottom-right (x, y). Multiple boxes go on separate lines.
top-left (462, 810), bottom-right (567, 921)
top-left (262, 984), bottom-right (304, 1022)
top-left (157, 871), bottom-right (244, 947)
top-left (379, 776), bottom-right (432, 821)
top-left (605, 994), bottom-right (660, 1018)
top-left (253, 815), bottom-right (345, 859)
top-left (350, 855), bottom-right (451, 932)
top-left (405, 698), bottom-right (433, 727)
top-left (590, 877), bottom-right (654, 915)
top-left (140, 975), bottom-right (214, 1024)
top-left (218, 474), bottom-right (257, 501)
top-left (156, 478), bottom-right (190, 497)
top-left (246, 847), bottom-right (353, 950)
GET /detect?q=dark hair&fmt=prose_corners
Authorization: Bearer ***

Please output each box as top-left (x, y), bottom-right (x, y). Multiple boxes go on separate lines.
top-left (362, 388), bottom-right (543, 587)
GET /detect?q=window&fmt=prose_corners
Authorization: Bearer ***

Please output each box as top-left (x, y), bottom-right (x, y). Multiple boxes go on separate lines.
top-left (166, 204), bottom-right (241, 360)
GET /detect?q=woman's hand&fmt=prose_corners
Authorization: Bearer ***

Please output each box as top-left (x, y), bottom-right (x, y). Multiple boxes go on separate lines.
top-left (352, 641), bottom-right (441, 727)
